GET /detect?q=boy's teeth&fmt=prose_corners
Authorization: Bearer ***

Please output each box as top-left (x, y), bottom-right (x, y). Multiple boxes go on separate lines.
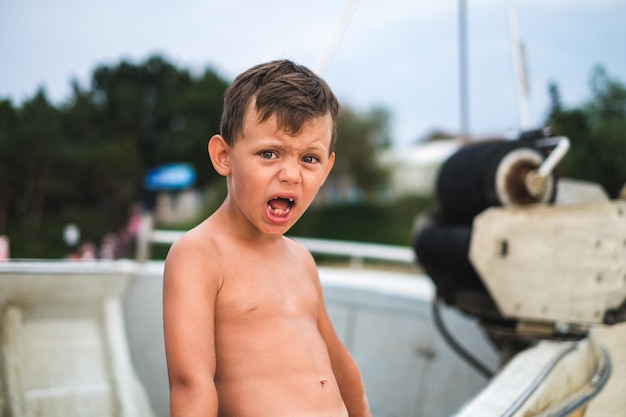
top-left (268, 197), bottom-right (295, 216)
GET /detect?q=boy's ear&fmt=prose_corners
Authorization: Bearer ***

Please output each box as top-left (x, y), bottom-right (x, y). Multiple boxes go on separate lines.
top-left (208, 134), bottom-right (231, 176)
top-left (322, 152), bottom-right (336, 184)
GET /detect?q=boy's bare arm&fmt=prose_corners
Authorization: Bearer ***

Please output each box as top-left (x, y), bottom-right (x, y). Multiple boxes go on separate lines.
top-left (320, 311), bottom-right (372, 417)
top-left (309, 264), bottom-right (372, 417)
top-left (163, 233), bottom-right (221, 417)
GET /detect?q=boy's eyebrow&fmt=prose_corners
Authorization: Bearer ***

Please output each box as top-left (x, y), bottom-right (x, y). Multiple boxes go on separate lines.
top-left (253, 139), bottom-right (330, 153)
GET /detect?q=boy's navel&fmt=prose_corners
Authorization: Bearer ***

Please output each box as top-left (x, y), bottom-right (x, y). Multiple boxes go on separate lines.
top-left (246, 303), bottom-right (259, 312)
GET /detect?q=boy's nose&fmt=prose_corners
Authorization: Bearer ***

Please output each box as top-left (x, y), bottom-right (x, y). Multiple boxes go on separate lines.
top-left (278, 160), bottom-right (302, 184)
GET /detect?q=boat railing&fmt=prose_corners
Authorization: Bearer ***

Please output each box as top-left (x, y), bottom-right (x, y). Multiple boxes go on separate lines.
top-left (136, 216), bottom-right (416, 269)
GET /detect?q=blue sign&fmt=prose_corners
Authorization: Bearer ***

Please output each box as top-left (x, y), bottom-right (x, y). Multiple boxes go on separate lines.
top-left (145, 163), bottom-right (196, 191)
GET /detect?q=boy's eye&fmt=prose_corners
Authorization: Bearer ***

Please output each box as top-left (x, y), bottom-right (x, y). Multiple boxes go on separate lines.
top-left (303, 155), bottom-right (320, 164)
top-left (260, 151), bottom-right (276, 159)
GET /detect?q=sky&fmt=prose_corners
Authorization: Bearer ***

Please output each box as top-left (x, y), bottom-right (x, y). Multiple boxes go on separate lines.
top-left (1, 0), bottom-right (625, 147)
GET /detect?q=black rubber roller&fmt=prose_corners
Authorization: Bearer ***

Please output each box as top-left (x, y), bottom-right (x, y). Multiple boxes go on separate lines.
top-left (413, 209), bottom-right (484, 304)
top-left (435, 140), bottom-right (557, 223)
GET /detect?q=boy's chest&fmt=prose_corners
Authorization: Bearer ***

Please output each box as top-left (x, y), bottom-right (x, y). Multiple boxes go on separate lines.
top-left (215, 254), bottom-right (320, 323)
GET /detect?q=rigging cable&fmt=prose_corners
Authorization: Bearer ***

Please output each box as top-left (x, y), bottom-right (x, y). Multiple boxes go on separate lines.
top-left (431, 295), bottom-right (495, 379)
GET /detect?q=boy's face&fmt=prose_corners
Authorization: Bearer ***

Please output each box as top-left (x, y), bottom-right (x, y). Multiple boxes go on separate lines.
top-left (216, 106), bottom-right (335, 237)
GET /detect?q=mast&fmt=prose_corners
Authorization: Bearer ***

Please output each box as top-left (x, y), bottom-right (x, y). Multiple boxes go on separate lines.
top-left (506, 0), bottom-right (531, 131)
top-left (314, 0), bottom-right (360, 76)
top-left (459, 0), bottom-right (470, 138)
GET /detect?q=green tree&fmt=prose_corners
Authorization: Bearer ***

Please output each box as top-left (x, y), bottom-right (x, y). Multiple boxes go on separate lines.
top-left (89, 56), bottom-right (229, 190)
top-left (2, 55), bottom-right (230, 256)
top-left (0, 99), bottom-right (17, 233)
top-left (547, 66), bottom-right (626, 197)
top-left (10, 90), bottom-right (65, 234)
top-left (329, 106), bottom-right (391, 200)
top-left (151, 68), bottom-right (228, 188)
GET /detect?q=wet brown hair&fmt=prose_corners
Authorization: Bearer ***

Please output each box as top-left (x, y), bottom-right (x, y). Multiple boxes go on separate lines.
top-left (220, 60), bottom-right (340, 153)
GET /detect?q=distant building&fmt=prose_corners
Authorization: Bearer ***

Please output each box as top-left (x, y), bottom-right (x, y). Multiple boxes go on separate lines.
top-left (380, 139), bottom-right (462, 198)
top-left (155, 189), bottom-right (203, 225)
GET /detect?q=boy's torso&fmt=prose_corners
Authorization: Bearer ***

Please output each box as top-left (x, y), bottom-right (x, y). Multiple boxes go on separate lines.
top-left (210, 234), bottom-right (349, 417)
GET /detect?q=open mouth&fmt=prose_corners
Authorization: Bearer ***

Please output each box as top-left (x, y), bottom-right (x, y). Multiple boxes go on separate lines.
top-left (267, 197), bottom-right (295, 217)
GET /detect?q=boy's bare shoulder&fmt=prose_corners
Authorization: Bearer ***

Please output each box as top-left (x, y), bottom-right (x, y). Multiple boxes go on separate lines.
top-left (285, 236), bottom-right (313, 258)
top-left (284, 237), bottom-right (319, 275)
top-left (164, 220), bottom-right (223, 288)
top-left (167, 222), bottom-right (216, 258)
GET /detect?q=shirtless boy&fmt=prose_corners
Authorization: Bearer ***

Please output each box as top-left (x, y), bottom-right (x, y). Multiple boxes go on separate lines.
top-left (163, 60), bottom-right (372, 417)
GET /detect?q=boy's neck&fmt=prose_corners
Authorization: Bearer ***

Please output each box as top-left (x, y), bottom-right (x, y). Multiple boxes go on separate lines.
top-left (213, 199), bottom-right (287, 245)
